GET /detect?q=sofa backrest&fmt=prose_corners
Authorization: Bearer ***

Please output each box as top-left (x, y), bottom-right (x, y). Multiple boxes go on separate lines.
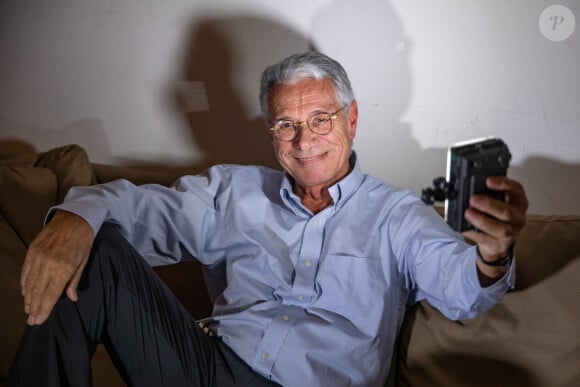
top-left (393, 214), bottom-right (580, 387)
top-left (0, 144), bottom-right (97, 376)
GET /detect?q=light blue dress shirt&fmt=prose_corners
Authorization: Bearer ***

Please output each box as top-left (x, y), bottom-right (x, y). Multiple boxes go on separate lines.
top-left (53, 152), bottom-right (514, 387)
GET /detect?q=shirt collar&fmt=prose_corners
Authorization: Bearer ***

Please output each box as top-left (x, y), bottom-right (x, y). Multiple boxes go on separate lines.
top-left (280, 151), bottom-right (364, 215)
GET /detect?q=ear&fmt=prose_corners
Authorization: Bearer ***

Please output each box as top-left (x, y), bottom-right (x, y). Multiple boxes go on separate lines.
top-left (347, 100), bottom-right (359, 140)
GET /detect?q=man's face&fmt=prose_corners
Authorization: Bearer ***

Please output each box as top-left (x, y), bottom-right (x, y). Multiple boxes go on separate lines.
top-left (267, 77), bottom-right (358, 191)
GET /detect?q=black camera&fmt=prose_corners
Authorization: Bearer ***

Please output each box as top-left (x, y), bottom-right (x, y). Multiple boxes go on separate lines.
top-left (421, 137), bottom-right (511, 232)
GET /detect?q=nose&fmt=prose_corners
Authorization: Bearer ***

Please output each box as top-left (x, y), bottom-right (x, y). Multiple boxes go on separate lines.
top-left (292, 122), bottom-right (317, 149)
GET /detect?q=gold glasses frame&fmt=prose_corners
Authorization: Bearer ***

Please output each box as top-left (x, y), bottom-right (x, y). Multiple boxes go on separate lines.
top-left (268, 105), bottom-right (348, 142)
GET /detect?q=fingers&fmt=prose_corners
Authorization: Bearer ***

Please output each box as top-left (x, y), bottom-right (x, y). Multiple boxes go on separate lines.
top-left (468, 177), bottom-right (528, 231)
top-left (26, 266), bottom-right (69, 325)
top-left (485, 176), bottom-right (529, 213)
top-left (462, 176), bottom-right (528, 264)
top-left (22, 238), bottom-right (76, 325)
top-left (21, 242), bottom-right (49, 316)
top-left (19, 211), bottom-right (95, 326)
top-left (66, 258), bottom-right (89, 303)
top-left (20, 255), bottom-right (31, 297)
top-left (463, 211), bottom-right (513, 259)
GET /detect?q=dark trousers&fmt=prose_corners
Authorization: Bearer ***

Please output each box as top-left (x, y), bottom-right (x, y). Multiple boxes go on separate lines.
top-left (8, 224), bottom-right (279, 387)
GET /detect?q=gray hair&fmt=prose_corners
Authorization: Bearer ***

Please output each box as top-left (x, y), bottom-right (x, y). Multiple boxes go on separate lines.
top-left (259, 51), bottom-right (355, 121)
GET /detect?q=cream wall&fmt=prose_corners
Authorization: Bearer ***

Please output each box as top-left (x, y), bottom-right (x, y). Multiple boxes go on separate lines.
top-left (1, 0), bottom-right (579, 215)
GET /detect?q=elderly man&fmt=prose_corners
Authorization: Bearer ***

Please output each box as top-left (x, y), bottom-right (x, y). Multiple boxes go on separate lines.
top-left (9, 52), bottom-right (527, 387)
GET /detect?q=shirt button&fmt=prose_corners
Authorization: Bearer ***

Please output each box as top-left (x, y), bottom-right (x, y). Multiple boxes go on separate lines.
top-left (297, 295), bottom-right (305, 301)
top-left (313, 219), bottom-right (319, 225)
top-left (261, 352), bottom-right (270, 360)
top-left (305, 259), bottom-right (312, 267)
top-left (282, 315), bottom-right (290, 321)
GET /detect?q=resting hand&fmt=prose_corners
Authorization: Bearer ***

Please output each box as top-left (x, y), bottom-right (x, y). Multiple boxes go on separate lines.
top-left (462, 176), bottom-right (528, 279)
top-left (20, 210), bottom-right (94, 325)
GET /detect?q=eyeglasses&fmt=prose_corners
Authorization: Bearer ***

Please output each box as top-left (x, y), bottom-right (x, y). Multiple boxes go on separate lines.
top-left (268, 105), bottom-right (348, 142)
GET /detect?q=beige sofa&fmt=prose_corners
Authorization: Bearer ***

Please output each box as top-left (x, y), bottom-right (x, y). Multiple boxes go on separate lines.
top-left (1, 144), bottom-right (579, 386)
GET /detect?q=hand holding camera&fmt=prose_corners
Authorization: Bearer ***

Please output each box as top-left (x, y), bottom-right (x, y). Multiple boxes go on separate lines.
top-left (422, 137), bottom-right (511, 232)
top-left (422, 137), bottom-right (528, 273)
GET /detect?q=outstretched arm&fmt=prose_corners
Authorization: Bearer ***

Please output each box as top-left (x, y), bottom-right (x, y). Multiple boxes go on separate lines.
top-left (20, 210), bottom-right (94, 326)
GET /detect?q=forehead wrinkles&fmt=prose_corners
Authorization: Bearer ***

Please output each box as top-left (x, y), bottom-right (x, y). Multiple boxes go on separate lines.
top-left (269, 78), bottom-right (337, 119)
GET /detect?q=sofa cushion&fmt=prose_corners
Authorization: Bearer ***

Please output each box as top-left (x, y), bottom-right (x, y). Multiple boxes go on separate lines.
top-left (0, 144), bottom-right (209, 384)
top-left (36, 144), bottom-right (97, 203)
top-left (0, 144), bottom-right (96, 377)
top-left (394, 215), bottom-right (580, 387)
top-left (0, 165), bottom-right (58, 245)
top-left (0, 165), bottom-right (57, 376)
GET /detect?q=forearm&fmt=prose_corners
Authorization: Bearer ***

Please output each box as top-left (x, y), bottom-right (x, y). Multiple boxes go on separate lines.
top-left (50, 179), bottom-right (213, 265)
top-left (52, 179), bottom-right (179, 240)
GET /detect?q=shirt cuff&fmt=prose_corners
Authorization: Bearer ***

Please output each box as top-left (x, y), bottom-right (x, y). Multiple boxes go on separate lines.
top-left (46, 201), bottom-right (108, 237)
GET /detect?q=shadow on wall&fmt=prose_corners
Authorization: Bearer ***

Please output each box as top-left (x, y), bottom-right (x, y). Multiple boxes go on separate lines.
top-left (175, 16), bottom-right (312, 171)
top-left (311, 0), bottom-right (448, 193)
top-left (0, 16), bottom-right (313, 173)
top-left (1, 3), bottom-right (578, 215)
top-left (509, 157), bottom-right (580, 215)
top-left (312, 0), bottom-right (580, 216)
top-left (0, 116), bottom-right (113, 163)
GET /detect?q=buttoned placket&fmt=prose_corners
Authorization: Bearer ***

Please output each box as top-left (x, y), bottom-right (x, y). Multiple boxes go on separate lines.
top-left (250, 210), bottom-right (330, 377)
top-left (290, 215), bottom-right (326, 303)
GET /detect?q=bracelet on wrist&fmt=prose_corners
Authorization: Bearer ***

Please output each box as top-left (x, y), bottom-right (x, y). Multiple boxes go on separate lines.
top-left (476, 244), bottom-right (514, 267)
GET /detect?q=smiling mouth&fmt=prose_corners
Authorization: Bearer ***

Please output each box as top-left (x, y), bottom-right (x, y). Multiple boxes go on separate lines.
top-left (295, 151), bottom-right (328, 164)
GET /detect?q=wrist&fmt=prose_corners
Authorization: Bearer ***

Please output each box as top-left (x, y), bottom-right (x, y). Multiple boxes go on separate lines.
top-left (476, 244), bottom-right (514, 267)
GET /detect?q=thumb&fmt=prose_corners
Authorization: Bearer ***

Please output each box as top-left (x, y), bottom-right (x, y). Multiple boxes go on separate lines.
top-left (65, 259), bottom-right (88, 302)
top-left (65, 286), bottom-right (78, 302)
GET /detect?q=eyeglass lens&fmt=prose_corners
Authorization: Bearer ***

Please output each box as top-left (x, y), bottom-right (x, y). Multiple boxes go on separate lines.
top-left (274, 112), bottom-right (333, 140)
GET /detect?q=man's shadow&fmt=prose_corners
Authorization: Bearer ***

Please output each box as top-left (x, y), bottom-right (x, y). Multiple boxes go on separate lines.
top-left (312, 0), bottom-right (580, 287)
top-left (310, 0), bottom-right (448, 193)
top-left (176, 17), bottom-right (312, 171)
